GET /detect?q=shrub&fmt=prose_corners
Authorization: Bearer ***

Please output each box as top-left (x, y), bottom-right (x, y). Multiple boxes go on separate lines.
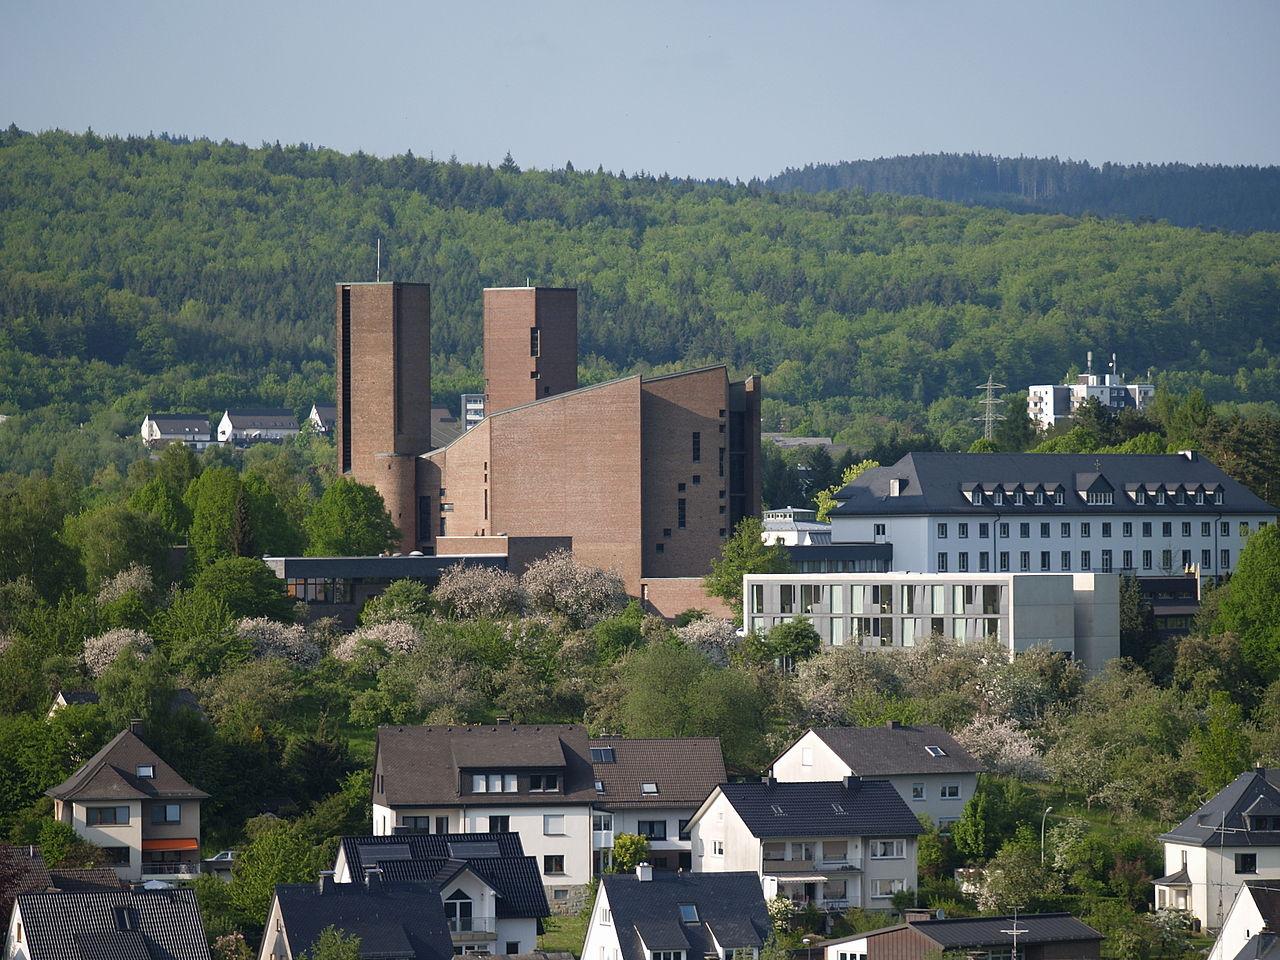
top-left (235, 618), bottom-right (320, 668)
top-left (675, 617), bottom-right (739, 667)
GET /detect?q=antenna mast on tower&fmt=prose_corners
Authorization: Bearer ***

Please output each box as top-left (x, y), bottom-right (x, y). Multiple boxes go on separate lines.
top-left (376, 238), bottom-right (382, 282)
top-left (974, 374), bottom-right (1007, 441)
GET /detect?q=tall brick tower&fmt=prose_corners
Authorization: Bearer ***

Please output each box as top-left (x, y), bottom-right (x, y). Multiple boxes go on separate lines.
top-left (336, 281), bottom-right (431, 552)
top-left (482, 287), bottom-right (578, 414)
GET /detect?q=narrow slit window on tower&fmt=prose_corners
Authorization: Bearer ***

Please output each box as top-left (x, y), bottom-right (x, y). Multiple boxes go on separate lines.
top-left (692, 432), bottom-right (701, 463)
top-left (530, 327), bottom-right (541, 357)
top-left (678, 499), bottom-right (687, 528)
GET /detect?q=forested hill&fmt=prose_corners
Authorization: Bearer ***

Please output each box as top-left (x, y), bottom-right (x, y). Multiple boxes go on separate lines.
top-left (763, 154), bottom-right (1280, 233)
top-left (2, 126), bottom-right (1280, 474)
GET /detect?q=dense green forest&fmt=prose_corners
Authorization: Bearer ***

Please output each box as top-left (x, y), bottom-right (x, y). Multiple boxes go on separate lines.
top-left (764, 153), bottom-right (1280, 233)
top-left (3, 127), bottom-right (1280, 476)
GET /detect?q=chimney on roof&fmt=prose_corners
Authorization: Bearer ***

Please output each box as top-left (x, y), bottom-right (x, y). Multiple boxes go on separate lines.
top-left (886, 720), bottom-right (902, 730)
top-left (636, 862), bottom-right (653, 882)
top-left (1180, 450), bottom-right (1197, 461)
top-left (889, 477), bottom-right (905, 497)
top-left (363, 866), bottom-right (384, 891)
top-left (128, 718), bottom-right (144, 738)
top-left (496, 717), bottom-right (511, 725)
top-left (317, 870), bottom-right (336, 895)
top-left (763, 775), bottom-right (775, 786)
top-left (842, 775), bottom-right (859, 789)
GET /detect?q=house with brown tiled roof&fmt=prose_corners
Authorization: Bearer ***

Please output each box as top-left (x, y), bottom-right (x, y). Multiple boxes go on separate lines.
top-left (588, 737), bottom-right (726, 874)
top-left (45, 723), bottom-right (207, 883)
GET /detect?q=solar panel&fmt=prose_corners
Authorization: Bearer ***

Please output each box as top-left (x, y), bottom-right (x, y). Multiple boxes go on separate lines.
top-left (447, 841), bottom-right (501, 859)
top-left (357, 843), bottom-right (412, 862)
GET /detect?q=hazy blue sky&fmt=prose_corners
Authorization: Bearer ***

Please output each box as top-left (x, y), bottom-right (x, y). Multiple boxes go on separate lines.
top-left (4, 0), bottom-right (1278, 179)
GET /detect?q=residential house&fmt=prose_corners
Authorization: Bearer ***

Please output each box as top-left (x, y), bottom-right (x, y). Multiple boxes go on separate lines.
top-left (46, 688), bottom-right (204, 721)
top-left (372, 724), bottom-right (597, 909)
top-left (687, 779), bottom-right (922, 912)
top-left (771, 724), bottom-right (984, 830)
top-left (1208, 881), bottom-right (1280, 960)
top-left (822, 912), bottom-right (1103, 960)
top-left (1155, 766), bottom-right (1280, 930)
top-left (45, 723), bottom-right (207, 883)
top-left (589, 737), bottom-right (726, 873)
top-left (140, 414), bottom-right (212, 450)
top-left (762, 508), bottom-right (833, 547)
top-left (331, 832), bottom-right (549, 956)
top-left (258, 875), bottom-right (452, 960)
top-left (827, 452), bottom-right (1276, 583)
top-left (308, 403), bottom-right (337, 434)
top-left (743, 571), bottom-right (1119, 673)
top-left (0, 845), bottom-right (123, 901)
top-left (4, 888), bottom-right (211, 960)
top-left (582, 866), bottom-right (770, 960)
top-left (217, 408), bottom-right (299, 444)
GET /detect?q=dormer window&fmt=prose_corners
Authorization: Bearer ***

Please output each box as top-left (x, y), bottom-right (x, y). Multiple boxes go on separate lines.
top-left (136, 764), bottom-right (155, 779)
top-left (1035, 491), bottom-right (1044, 505)
top-left (679, 904), bottom-right (699, 923)
top-left (925, 745), bottom-right (946, 757)
top-left (1177, 490), bottom-right (1186, 504)
top-left (1014, 491), bottom-right (1024, 505)
top-left (1158, 490), bottom-right (1166, 505)
top-left (1086, 491), bottom-right (1113, 505)
top-left (1215, 490), bottom-right (1224, 505)
top-left (1054, 490), bottom-right (1064, 505)
top-left (530, 774), bottom-right (560, 793)
top-left (641, 782), bottom-right (659, 795)
top-left (1196, 490), bottom-right (1205, 505)
top-left (1135, 489), bottom-right (1146, 504)
top-left (972, 490), bottom-right (983, 505)
top-left (993, 490), bottom-right (1004, 505)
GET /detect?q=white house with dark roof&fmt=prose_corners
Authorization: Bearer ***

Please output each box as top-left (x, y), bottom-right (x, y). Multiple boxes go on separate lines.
top-left (1207, 881), bottom-right (1280, 960)
top-left (687, 779), bottom-right (923, 912)
top-left (772, 724), bottom-right (984, 829)
top-left (372, 724), bottom-right (598, 908)
top-left (307, 403), bottom-right (337, 434)
top-left (330, 832), bottom-right (549, 956)
top-left (258, 875), bottom-right (452, 960)
top-left (1155, 767), bottom-right (1280, 930)
top-left (216, 408), bottom-right (299, 444)
top-left (140, 414), bottom-right (212, 450)
top-left (4, 888), bottom-right (211, 960)
top-left (44, 723), bottom-right (207, 883)
top-left (829, 452), bottom-right (1277, 582)
top-left (582, 867), bottom-right (770, 960)
top-left (589, 737), bottom-right (726, 874)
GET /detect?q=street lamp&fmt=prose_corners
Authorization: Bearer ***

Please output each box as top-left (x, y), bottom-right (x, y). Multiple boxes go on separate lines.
top-left (1040, 806), bottom-right (1053, 865)
top-left (801, 936), bottom-right (813, 960)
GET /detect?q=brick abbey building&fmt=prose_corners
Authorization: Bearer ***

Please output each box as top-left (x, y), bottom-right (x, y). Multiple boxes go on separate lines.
top-left (335, 280), bottom-right (761, 614)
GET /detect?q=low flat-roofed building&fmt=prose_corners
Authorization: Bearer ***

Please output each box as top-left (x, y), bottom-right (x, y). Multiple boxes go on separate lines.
top-left (743, 571), bottom-right (1119, 673)
top-left (823, 912), bottom-right (1103, 960)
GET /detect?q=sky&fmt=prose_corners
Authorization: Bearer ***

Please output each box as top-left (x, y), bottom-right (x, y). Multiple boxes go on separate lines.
top-left (3, 0), bottom-right (1278, 180)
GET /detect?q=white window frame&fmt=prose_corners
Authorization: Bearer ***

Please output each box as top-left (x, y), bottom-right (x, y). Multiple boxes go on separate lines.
top-left (543, 814), bottom-right (565, 836)
top-left (870, 839), bottom-right (905, 860)
top-left (870, 878), bottom-right (905, 899)
top-left (941, 783), bottom-right (961, 800)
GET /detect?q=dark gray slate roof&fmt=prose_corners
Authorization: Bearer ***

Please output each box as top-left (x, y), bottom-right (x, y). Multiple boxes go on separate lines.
top-left (337, 833), bottom-right (548, 919)
top-left (222, 408), bottom-right (298, 429)
top-left (1245, 880), bottom-right (1280, 928)
top-left (13, 888), bottom-right (211, 960)
top-left (589, 738), bottom-right (726, 810)
top-left (46, 728), bottom-right (208, 802)
top-left (145, 415), bottom-right (210, 434)
top-left (716, 780), bottom-right (923, 838)
top-left (831, 452), bottom-right (1277, 516)
top-left (375, 725), bottom-right (598, 807)
top-left (602, 872), bottom-right (769, 960)
top-left (811, 724), bottom-right (985, 777)
top-left (1234, 933), bottom-right (1280, 960)
top-left (0, 844), bottom-right (51, 898)
top-left (826, 913), bottom-right (1102, 950)
top-left (1160, 769), bottom-right (1280, 847)
top-left (274, 880), bottom-right (452, 960)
